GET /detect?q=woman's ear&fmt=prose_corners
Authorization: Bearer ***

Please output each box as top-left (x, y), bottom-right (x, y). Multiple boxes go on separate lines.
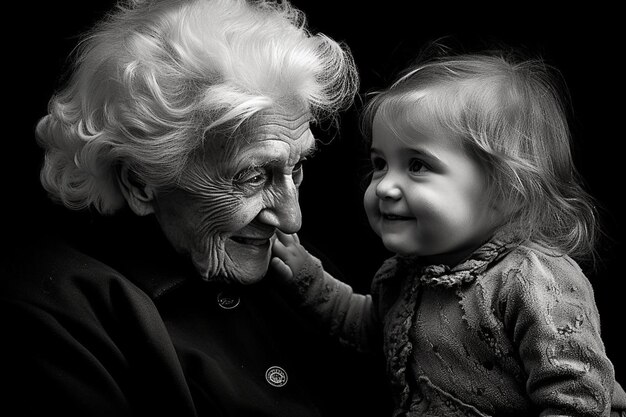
top-left (117, 165), bottom-right (156, 216)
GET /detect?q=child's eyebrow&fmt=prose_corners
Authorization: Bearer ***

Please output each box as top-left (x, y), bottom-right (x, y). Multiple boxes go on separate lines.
top-left (370, 146), bottom-right (436, 158)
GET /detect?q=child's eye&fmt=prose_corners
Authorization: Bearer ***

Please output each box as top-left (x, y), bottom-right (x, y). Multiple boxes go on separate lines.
top-left (371, 156), bottom-right (387, 171)
top-left (408, 158), bottom-right (426, 173)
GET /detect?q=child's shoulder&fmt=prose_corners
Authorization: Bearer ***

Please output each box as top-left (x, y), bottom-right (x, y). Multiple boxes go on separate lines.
top-left (373, 255), bottom-right (405, 279)
top-left (369, 255), bottom-right (416, 289)
top-left (501, 240), bottom-right (582, 271)
top-left (486, 240), bottom-right (591, 292)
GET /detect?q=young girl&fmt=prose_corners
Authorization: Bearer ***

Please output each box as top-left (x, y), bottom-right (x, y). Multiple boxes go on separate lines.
top-left (272, 50), bottom-right (626, 416)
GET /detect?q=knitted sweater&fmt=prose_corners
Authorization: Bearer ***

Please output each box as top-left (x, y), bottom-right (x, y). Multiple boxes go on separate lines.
top-left (284, 234), bottom-right (626, 417)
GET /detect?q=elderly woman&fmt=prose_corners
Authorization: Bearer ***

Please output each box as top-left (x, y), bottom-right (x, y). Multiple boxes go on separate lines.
top-left (1, 0), bottom-right (390, 416)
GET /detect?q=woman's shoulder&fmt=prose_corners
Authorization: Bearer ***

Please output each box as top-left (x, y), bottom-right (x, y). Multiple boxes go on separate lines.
top-left (0, 230), bottom-right (152, 318)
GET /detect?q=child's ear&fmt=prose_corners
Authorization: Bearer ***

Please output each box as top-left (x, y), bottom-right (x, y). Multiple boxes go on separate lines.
top-left (117, 165), bottom-right (156, 216)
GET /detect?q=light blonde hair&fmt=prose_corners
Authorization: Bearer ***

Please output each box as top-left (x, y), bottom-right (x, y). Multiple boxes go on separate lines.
top-left (362, 49), bottom-right (599, 261)
top-left (37, 0), bottom-right (358, 214)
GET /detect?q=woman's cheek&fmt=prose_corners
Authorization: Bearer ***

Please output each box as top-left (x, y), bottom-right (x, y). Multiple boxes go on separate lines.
top-left (194, 193), bottom-right (268, 281)
top-left (184, 193), bottom-right (241, 277)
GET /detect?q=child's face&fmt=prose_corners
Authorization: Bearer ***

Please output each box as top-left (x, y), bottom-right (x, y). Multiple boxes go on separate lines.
top-left (364, 117), bottom-right (502, 265)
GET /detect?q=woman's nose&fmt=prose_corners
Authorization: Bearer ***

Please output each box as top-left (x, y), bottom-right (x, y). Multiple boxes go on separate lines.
top-left (256, 181), bottom-right (302, 234)
top-left (375, 172), bottom-right (402, 200)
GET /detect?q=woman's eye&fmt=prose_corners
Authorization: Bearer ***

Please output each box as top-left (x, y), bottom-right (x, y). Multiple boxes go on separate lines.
top-left (247, 174), bottom-right (266, 184)
top-left (293, 159), bottom-right (305, 174)
top-left (234, 168), bottom-right (267, 187)
top-left (292, 159), bottom-right (305, 186)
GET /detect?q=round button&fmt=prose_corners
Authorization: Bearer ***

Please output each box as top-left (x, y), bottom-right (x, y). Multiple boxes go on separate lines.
top-left (217, 290), bottom-right (240, 309)
top-left (265, 366), bottom-right (288, 387)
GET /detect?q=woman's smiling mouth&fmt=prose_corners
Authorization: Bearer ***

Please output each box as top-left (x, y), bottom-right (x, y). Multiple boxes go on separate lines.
top-left (230, 236), bottom-right (272, 246)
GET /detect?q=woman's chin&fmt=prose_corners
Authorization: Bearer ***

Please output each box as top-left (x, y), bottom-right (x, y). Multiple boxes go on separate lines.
top-left (191, 239), bottom-right (273, 284)
top-left (224, 239), bottom-right (273, 284)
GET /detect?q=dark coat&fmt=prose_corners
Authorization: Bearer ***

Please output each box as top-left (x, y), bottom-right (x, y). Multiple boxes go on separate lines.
top-left (1, 214), bottom-right (390, 417)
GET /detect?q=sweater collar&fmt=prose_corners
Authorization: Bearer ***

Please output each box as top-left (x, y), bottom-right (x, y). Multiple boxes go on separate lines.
top-left (398, 231), bottom-right (519, 288)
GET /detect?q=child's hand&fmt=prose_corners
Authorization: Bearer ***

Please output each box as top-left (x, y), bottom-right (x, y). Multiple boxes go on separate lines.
top-left (271, 230), bottom-right (309, 282)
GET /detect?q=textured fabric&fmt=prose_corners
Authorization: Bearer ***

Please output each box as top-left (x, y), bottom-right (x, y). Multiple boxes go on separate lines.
top-left (286, 233), bottom-right (626, 417)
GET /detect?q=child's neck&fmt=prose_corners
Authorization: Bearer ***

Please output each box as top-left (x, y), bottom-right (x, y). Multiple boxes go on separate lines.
top-left (419, 250), bottom-right (475, 268)
top-left (418, 235), bottom-right (496, 267)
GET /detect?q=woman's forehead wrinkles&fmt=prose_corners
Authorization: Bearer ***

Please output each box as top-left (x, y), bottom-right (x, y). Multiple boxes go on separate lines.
top-left (257, 110), bottom-right (312, 141)
top-left (242, 130), bottom-right (315, 167)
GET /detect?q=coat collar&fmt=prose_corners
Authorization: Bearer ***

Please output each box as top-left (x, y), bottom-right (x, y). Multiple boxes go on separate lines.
top-left (71, 212), bottom-right (195, 302)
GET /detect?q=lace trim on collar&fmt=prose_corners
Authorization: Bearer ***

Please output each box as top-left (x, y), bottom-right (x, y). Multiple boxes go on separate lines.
top-left (405, 232), bottom-right (518, 288)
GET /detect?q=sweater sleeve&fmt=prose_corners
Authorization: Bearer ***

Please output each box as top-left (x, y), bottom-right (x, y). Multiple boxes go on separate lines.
top-left (278, 252), bottom-right (380, 353)
top-left (500, 253), bottom-right (615, 417)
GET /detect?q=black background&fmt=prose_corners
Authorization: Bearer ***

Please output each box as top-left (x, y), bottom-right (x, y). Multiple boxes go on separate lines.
top-left (7, 1), bottom-right (624, 386)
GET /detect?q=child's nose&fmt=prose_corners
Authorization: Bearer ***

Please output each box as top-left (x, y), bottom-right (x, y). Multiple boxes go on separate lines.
top-left (375, 173), bottom-right (402, 200)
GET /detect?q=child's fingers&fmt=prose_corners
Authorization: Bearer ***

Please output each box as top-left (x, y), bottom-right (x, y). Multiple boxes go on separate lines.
top-left (274, 230), bottom-right (299, 246)
top-left (270, 257), bottom-right (293, 281)
top-left (272, 230), bottom-right (306, 267)
top-left (274, 230), bottom-right (292, 245)
top-left (272, 237), bottom-right (288, 256)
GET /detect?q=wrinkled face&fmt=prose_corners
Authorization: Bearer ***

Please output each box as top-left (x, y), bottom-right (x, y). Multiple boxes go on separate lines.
top-left (363, 116), bottom-right (502, 266)
top-left (152, 105), bottom-right (316, 284)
